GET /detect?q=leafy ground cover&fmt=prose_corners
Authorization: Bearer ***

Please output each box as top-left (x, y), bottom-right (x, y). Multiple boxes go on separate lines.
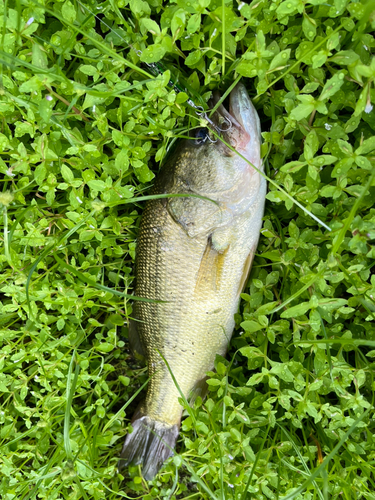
top-left (1, 0), bottom-right (375, 498)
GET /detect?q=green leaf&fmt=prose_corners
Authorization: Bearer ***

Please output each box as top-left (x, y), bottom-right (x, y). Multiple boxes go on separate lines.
top-left (236, 60), bottom-right (257, 78)
top-left (277, 0), bottom-right (304, 16)
top-left (139, 44), bottom-right (166, 63)
top-left (87, 180), bottom-right (107, 191)
top-left (34, 164), bottom-right (46, 185)
top-left (32, 44), bottom-right (48, 69)
top-left (187, 14), bottom-right (201, 33)
top-left (319, 72), bottom-right (345, 101)
top-left (241, 320), bottom-right (262, 333)
top-left (270, 363), bottom-right (294, 383)
top-left (185, 50), bottom-right (203, 66)
top-left (280, 301), bottom-right (311, 318)
top-left (304, 130), bottom-right (319, 161)
top-left (354, 86), bottom-right (368, 116)
top-left (96, 343), bottom-right (114, 353)
top-left (115, 149), bottom-right (130, 171)
top-left (79, 65), bottom-right (98, 76)
top-left (171, 9), bottom-right (185, 38)
top-left (280, 161), bottom-right (307, 173)
top-left (61, 165), bottom-right (74, 183)
top-left (302, 15), bottom-right (316, 41)
top-left (129, 0), bottom-right (151, 18)
top-left (61, 0), bottom-right (76, 23)
top-left (19, 76), bottom-right (44, 93)
top-left (356, 136), bottom-right (375, 155)
top-left (329, 50), bottom-right (360, 66)
top-left (140, 18), bottom-right (161, 35)
top-left (14, 121), bottom-right (34, 138)
top-left (290, 95), bottom-right (315, 121)
top-left (39, 97), bottom-right (54, 123)
top-left (269, 49), bottom-right (291, 71)
top-left (206, 378), bottom-right (222, 386)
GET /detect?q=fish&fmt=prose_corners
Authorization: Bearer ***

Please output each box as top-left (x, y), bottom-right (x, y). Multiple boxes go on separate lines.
top-left (119, 82), bottom-right (266, 480)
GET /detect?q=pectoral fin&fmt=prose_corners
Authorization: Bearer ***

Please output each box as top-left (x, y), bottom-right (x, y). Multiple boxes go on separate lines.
top-left (128, 319), bottom-right (146, 362)
top-left (194, 237), bottom-right (228, 295)
top-left (168, 195), bottom-right (232, 238)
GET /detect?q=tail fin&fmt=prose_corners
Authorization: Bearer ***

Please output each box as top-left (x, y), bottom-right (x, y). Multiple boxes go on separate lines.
top-left (118, 410), bottom-right (180, 480)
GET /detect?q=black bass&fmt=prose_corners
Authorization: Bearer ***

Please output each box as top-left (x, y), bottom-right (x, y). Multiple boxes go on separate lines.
top-left (119, 83), bottom-right (266, 479)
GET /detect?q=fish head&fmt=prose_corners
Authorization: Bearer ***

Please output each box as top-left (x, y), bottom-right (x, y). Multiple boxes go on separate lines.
top-left (173, 83), bottom-right (263, 203)
top-left (184, 83), bottom-right (262, 174)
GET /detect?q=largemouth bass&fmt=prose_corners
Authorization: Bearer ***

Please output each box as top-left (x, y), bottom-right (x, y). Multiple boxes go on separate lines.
top-left (119, 83), bottom-right (266, 480)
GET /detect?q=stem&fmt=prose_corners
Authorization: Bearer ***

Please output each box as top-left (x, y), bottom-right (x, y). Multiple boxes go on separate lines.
top-left (222, 0), bottom-right (226, 77)
top-left (308, 109), bottom-right (316, 127)
top-left (3, 206), bottom-right (12, 267)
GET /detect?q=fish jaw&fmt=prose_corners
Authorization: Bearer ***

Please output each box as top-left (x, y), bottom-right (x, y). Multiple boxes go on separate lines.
top-left (229, 83), bottom-right (262, 169)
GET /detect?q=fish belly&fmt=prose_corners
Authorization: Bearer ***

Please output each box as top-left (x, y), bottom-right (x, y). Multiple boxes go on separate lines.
top-left (134, 186), bottom-right (264, 424)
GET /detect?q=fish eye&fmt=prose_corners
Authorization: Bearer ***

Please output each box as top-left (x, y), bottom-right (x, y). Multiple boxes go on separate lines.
top-left (193, 128), bottom-right (209, 145)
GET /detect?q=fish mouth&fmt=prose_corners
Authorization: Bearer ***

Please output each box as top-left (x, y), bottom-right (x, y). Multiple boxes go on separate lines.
top-left (211, 83), bottom-right (261, 165)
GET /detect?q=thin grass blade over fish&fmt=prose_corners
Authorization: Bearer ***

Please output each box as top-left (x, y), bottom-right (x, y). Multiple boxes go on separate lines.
top-left (119, 83), bottom-right (267, 480)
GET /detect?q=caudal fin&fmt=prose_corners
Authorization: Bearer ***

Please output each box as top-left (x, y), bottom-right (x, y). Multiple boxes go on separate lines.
top-left (118, 411), bottom-right (180, 480)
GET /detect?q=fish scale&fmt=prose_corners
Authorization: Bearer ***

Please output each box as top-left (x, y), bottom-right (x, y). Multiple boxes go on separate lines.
top-left (119, 83), bottom-right (266, 480)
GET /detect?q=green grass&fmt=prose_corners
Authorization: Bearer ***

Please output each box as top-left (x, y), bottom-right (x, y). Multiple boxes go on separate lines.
top-left (1, 0), bottom-right (375, 498)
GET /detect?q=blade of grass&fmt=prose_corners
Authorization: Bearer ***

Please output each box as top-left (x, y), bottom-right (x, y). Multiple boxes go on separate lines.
top-left (279, 406), bottom-right (372, 500)
top-left (0, 51), bottom-right (154, 102)
top-left (64, 350), bottom-right (80, 460)
top-left (76, 459), bottom-right (134, 498)
top-left (280, 458), bottom-right (310, 478)
top-left (8, 206), bottom-right (33, 247)
top-left (0, 50), bottom-right (67, 80)
top-left (53, 253), bottom-right (162, 303)
top-left (267, 267), bottom-right (326, 315)
top-left (106, 191), bottom-right (220, 208)
top-left (241, 424), bottom-right (271, 500)
top-left (208, 74), bottom-right (242, 118)
top-left (221, 0), bottom-right (226, 78)
top-left (16, 469), bottom-right (61, 486)
top-left (295, 339), bottom-right (375, 347)
top-left (320, 315), bottom-right (333, 379)
top-left (331, 169), bottom-right (375, 255)
top-left (166, 464), bottom-right (180, 500)
top-left (103, 375), bottom-right (153, 433)
top-left (277, 424), bottom-right (324, 500)
top-left (182, 461), bottom-right (220, 500)
top-left (74, 476), bottom-right (90, 500)
top-left (2, 206), bottom-right (12, 267)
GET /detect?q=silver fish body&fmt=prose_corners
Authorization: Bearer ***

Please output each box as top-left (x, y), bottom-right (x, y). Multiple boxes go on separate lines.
top-left (119, 83), bottom-right (266, 479)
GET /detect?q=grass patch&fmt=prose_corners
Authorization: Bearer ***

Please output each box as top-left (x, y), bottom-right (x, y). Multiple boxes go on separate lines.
top-left (1, 0), bottom-right (375, 498)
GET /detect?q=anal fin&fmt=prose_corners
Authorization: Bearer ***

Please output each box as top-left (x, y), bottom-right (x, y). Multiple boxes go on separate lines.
top-left (189, 375), bottom-right (209, 406)
top-left (237, 247), bottom-right (256, 297)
